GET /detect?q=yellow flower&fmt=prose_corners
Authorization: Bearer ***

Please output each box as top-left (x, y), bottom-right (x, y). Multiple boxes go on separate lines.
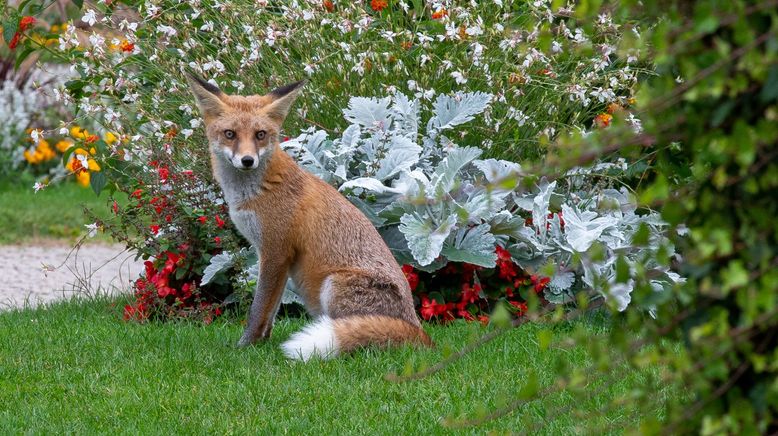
top-left (24, 149), bottom-right (39, 164)
top-left (75, 170), bottom-right (90, 187)
top-left (55, 140), bottom-right (73, 153)
top-left (70, 126), bottom-right (89, 140)
top-left (23, 140), bottom-right (56, 164)
top-left (104, 132), bottom-right (118, 144)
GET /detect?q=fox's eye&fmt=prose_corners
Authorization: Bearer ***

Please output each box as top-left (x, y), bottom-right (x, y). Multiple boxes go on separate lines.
top-left (224, 130), bottom-right (236, 139)
top-left (255, 130), bottom-right (267, 141)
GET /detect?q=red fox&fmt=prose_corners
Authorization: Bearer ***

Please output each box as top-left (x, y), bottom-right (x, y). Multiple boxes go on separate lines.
top-left (186, 74), bottom-right (432, 360)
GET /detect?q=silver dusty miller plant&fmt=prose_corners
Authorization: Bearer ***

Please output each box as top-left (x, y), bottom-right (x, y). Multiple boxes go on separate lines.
top-left (205, 92), bottom-right (682, 311)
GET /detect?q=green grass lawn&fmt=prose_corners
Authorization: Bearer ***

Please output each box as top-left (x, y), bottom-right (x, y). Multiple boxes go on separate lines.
top-left (0, 298), bottom-right (672, 434)
top-left (0, 181), bottom-right (113, 244)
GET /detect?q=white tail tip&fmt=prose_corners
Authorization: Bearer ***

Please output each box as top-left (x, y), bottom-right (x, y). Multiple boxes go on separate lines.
top-left (281, 316), bottom-right (339, 362)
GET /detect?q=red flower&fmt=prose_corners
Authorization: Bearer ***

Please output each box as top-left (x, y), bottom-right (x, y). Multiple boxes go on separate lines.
top-left (370, 0), bottom-right (388, 11)
top-left (119, 40), bottom-right (135, 52)
top-left (112, 201), bottom-right (119, 214)
top-left (401, 264), bottom-right (419, 291)
top-left (530, 275), bottom-right (550, 292)
top-left (420, 296), bottom-right (439, 321)
top-left (19, 16), bottom-right (35, 31)
top-left (198, 216), bottom-right (208, 224)
top-left (460, 283), bottom-right (481, 305)
top-left (214, 215), bottom-right (225, 228)
top-left (478, 315), bottom-right (490, 326)
top-left (431, 9), bottom-right (448, 19)
top-left (130, 189), bottom-right (143, 199)
top-left (322, 0), bottom-right (335, 12)
top-left (213, 236), bottom-right (221, 245)
top-left (509, 300), bottom-right (528, 315)
top-left (495, 245), bottom-right (511, 262)
top-left (458, 309), bottom-right (475, 321)
top-left (158, 166), bottom-right (170, 182)
top-left (8, 33), bottom-right (21, 50)
top-left (149, 224), bottom-right (160, 235)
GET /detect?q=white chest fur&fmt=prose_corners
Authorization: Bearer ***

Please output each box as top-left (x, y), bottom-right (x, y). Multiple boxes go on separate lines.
top-left (230, 208), bottom-right (262, 246)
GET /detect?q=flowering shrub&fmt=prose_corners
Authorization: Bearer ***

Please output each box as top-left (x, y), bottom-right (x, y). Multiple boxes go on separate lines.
top-left (92, 150), bottom-right (243, 322)
top-left (0, 56), bottom-right (73, 182)
top-left (4, 0), bottom-right (669, 320)
top-left (14, 0), bottom-right (645, 167)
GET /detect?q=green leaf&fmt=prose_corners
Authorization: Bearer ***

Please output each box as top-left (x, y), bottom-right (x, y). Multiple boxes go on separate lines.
top-left (615, 255), bottom-right (630, 283)
top-left (759, 64), bottom-right (778, 103)
top-left (72, 0), bottom-right (84, 9)
top-left (61, 146), bottom-right (77, 166)
top-left (3, 15), bottom-right (20, 45)
top-left (14, 45), bottom-right (36, 70)
top-left (517, 370), bottom-right (539, 399)
top-left (490, 302), bottom-right (511, 329)
top-left (440, 224), bottom-right (497, 267)
top-left (537, 329), bottom-right (552, 351)
top-left (90, 171), bottom-right (107, 196)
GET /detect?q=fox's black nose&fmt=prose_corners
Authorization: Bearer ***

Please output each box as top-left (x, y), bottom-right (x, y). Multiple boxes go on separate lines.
top-left (241, 156), bottom-right (255, 168)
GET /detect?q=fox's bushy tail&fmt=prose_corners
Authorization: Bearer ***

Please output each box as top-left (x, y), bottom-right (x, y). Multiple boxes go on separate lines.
top-left (281, 315), bottom-right (433, 361)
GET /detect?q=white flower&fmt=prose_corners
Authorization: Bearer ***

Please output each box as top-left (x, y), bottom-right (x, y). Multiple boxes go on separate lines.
top-left (30, 129), bottom-right (42, 142)
top-left (451, 71), bottom-right (467, 84)
top-left (84, 223), bottom-right (99, 238)
top-left (626, 113), bottom-right (643, 133)
top-left (33, 182), bottom-right (46, 193)
top-left (82, 9), bottom-right (97, 26)
top-left (157, 25), bottom-right (177, 38)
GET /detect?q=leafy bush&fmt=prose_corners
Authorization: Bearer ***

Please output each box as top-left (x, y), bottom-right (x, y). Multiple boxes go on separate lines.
top-left (281, 92), bottom-right (678, 311)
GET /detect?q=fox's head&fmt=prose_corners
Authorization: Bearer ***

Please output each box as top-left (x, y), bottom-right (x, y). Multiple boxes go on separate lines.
top-left (187, 74), bottom-right (304, 170)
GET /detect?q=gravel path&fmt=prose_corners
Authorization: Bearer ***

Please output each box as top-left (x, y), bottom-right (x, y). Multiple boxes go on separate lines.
top-left (0, 242), bottom-right (142, 310)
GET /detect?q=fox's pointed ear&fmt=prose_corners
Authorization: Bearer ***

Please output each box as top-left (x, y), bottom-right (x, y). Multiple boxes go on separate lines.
top-left (264, 80), bottom-right (306, 122)
top-left (186, 73), bottom-right (227, 121)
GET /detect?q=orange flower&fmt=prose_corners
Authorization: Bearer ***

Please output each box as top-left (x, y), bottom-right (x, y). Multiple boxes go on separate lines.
top-left (401, 40), bottom-right (412, 50)
top-left (431, 9), bottom-right (448, 19)
top-left (594, 113), bottom-right (613, 128)
top-left (370, 0), bottom-right (388, 12)
top-left (323, 0), bottom-right (335, 12)
top-left (606, 102), bottom-right (623, 114)
top-left (119, 40), bottom-right (135, 52)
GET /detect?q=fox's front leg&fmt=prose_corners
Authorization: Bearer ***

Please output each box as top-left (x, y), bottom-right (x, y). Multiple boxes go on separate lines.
top-left (237, 254), bottom-right (290, 347)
